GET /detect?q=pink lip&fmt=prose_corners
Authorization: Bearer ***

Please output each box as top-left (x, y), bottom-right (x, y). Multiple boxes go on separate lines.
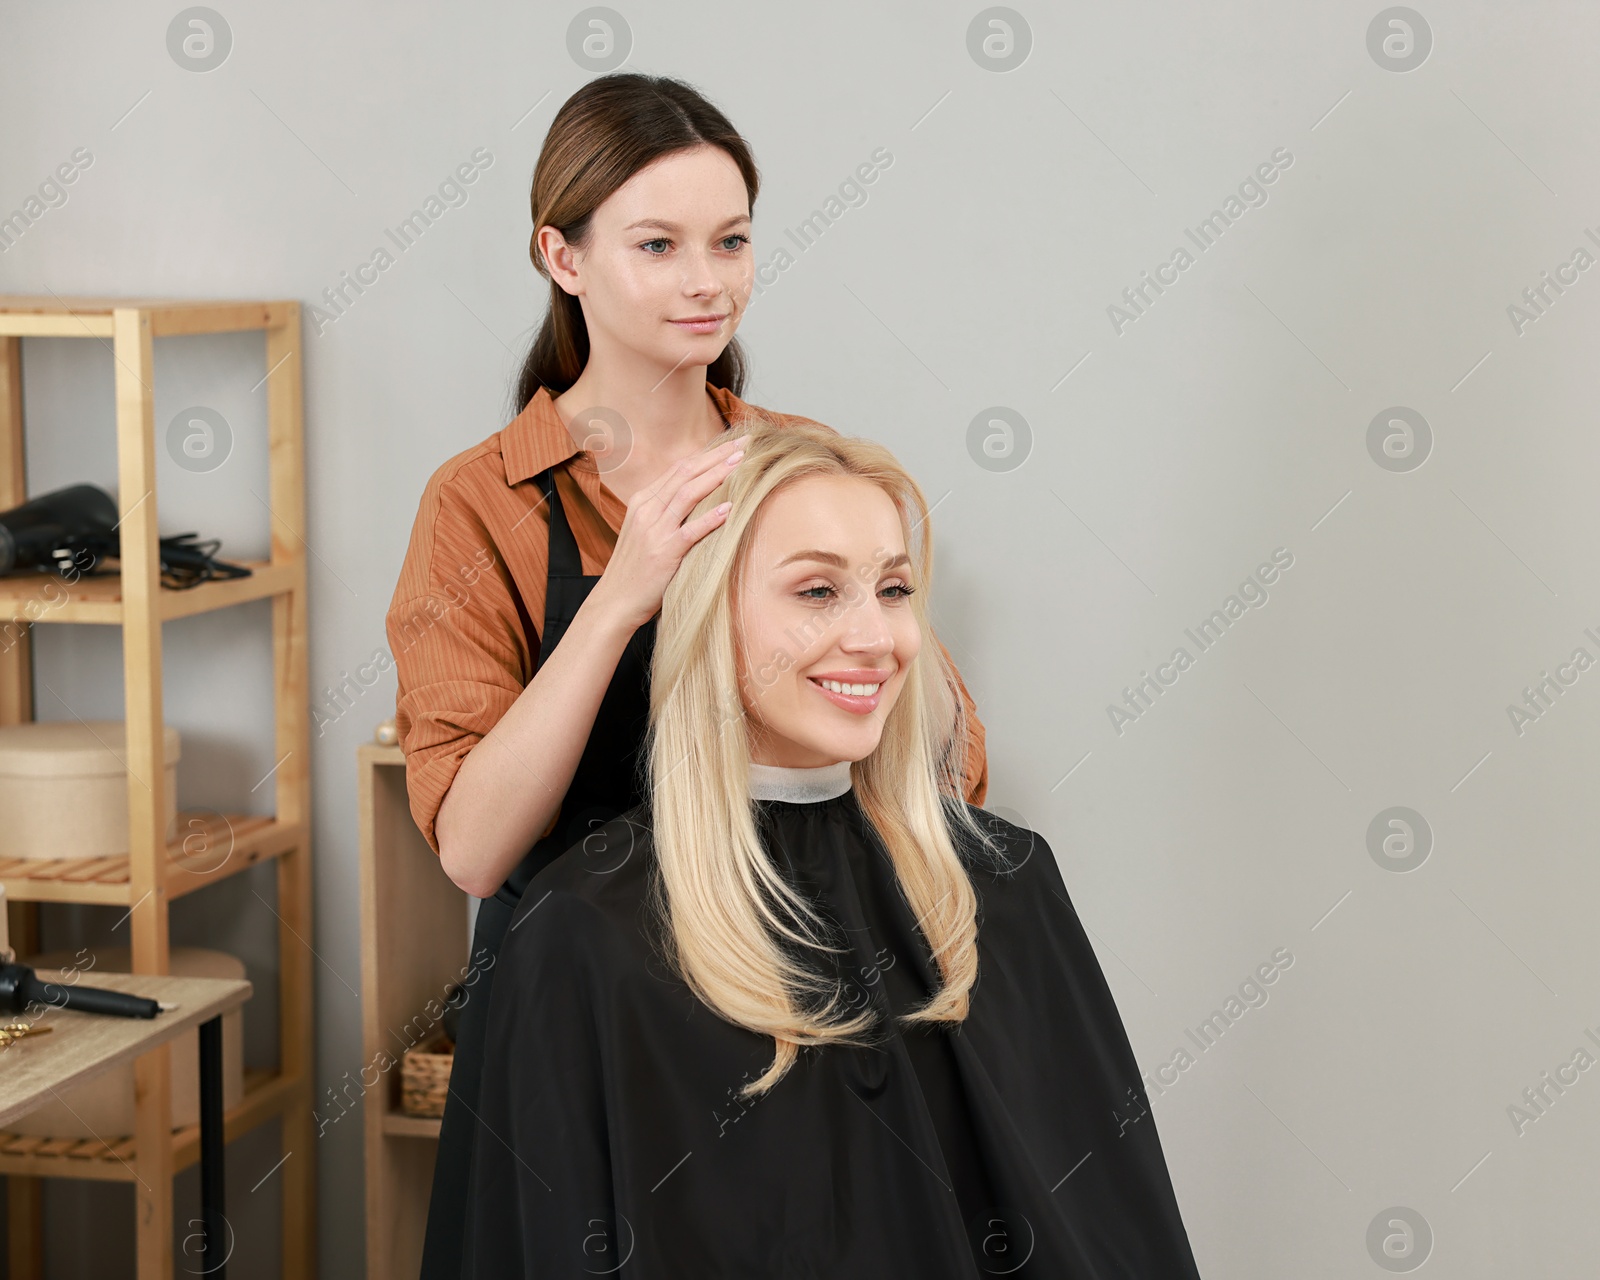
top-left (670, 315), bottom-right (726, 329)
top-left (807, 674), bottom-right (888, 716)
top-left (810, 669), bottom-right (893, 683)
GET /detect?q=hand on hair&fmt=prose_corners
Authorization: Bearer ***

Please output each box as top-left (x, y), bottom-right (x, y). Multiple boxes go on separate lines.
top-left (593, 434), bottom-right (747, 630)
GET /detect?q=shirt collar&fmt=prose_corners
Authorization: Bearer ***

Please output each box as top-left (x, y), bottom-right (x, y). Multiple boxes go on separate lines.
top-left (502, 383), bottom-right (752, 486)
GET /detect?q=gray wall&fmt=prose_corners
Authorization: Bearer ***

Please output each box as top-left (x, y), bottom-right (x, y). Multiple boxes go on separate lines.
top-left (3, 1), bottom-right (1597, 1276)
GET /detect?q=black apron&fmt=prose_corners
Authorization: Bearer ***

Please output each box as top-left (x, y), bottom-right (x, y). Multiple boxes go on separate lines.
top-left (419, 463), bottom-right (659, 1279)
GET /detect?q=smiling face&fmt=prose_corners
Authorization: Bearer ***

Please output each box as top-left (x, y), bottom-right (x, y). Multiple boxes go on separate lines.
top-left (732, 474), bottom-right (923, 768)
top-left (539, 143), bottom-right (754, 375)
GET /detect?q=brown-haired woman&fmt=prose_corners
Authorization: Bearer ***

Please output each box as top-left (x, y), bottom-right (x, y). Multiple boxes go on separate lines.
top-left (384, 73), bottom-right (991, 1279)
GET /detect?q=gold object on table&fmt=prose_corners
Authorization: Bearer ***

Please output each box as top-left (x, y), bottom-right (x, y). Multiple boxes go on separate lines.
top-left (0, 1022), bottom-right (53, 1050)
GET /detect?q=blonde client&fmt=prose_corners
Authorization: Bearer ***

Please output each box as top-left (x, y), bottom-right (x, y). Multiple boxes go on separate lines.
top-left (465, 416), bottom-right (1204, 1278)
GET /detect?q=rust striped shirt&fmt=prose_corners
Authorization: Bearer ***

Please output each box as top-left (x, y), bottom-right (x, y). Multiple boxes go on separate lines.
top-left (386, 384), bottom-right (989, 856)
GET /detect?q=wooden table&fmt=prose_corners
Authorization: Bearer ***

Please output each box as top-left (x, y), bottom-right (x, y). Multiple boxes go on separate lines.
top-left (0, 972), bottom-right (252, 1276)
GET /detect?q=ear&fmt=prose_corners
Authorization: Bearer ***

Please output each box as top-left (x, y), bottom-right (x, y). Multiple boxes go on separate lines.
top-left (537, 225), bottom-right (584, 297)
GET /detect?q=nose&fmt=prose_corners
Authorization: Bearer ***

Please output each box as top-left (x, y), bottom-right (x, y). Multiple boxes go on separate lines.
top-left (676, 248), bottom-right (725, 301)
top-left (837, 591), bottom-right (896, 657)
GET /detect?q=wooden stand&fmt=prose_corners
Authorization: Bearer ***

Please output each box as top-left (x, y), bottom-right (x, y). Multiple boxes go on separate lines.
top-left (0, 297), bottom-right (316, 1278)
top-left (357, 741), bottom-right (469, 1279)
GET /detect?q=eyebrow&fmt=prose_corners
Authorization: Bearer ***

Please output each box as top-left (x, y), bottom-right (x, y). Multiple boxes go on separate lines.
top-left (777, 550), bottom-right (911, 571)
top-left (622, 215), bottom-right (752, 233)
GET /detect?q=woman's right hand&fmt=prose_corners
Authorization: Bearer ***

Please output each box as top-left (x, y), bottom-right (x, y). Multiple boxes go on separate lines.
top-left (592, 433), bottom-right (746, 630)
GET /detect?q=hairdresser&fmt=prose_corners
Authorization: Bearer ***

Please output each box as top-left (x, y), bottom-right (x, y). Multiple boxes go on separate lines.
top-left (385, 73), bottom-right (991, 1280)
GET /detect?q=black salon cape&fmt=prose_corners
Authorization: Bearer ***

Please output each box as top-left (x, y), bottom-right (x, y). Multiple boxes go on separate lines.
top-left (464, 791), bottom-right (1202, 1279)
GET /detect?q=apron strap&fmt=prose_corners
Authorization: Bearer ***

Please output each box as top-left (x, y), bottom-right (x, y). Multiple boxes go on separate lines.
top-left (537, 466), bottom-right (584, 580)
top-left (535, 466), bottom-right (590, 666)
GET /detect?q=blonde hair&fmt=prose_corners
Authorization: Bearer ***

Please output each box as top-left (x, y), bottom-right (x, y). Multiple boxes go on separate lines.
top-left (642, 410), bottom-right (1009, 1099)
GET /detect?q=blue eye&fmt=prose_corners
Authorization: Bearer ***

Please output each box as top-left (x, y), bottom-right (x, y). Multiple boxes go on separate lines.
top-left (640, 234), bottom-right (750, 255)
top-left (798, 583), bottom-right (916, 601)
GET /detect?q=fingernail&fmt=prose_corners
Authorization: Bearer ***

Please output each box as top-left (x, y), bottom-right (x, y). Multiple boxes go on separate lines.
top-left (727, 450), bottom-right (745, 464)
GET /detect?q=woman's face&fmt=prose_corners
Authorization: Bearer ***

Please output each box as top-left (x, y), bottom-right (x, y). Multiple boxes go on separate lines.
top-left (733, 475), bottom-right (923, 768)
top-left (544, 144), bottom-right (753, 375)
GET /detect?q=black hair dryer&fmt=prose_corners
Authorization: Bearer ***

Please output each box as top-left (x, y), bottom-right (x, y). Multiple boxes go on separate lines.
top-left (0, 962), bottom-right (161, 1020)
top-left (0, 483), bottom-right (119, 576)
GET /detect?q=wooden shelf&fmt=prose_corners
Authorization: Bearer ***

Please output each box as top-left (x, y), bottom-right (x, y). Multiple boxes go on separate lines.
top-left (0, 295), bottom-right (315, 1278)
top-left (381, 1109), bottom-right (442, 1140)
top-left (0, 1067), bottom-right (298, 1183)
top-left (0, 296), bottom-right (296, 339)
top-left (0, 811), bottom-right (302, 904)
top-left (0, 559), bottom-right (297, 624)
top-left (359, 740), bottom-right (469, 1279)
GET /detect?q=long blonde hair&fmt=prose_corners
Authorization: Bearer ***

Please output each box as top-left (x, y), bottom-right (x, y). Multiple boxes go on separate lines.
top-left (642, 411), bottom-right (1009, 1098)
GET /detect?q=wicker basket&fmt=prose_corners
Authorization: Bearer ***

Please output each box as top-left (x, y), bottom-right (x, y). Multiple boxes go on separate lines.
top-left (400, 1032), bottom-right (455, 1118)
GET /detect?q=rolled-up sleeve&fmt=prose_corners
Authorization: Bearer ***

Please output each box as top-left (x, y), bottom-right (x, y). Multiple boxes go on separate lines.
top-left (386, 473), bottom-right (539, 856)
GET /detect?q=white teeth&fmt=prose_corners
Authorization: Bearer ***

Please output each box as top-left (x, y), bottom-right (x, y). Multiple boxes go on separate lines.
top-left (817, 679), bottom-right (880, 696)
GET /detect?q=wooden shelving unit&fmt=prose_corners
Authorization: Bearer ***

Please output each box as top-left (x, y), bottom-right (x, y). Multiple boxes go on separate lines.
top-left (0, 296), bottom-right (316, 1278)
top-left (357, 741), bottom-right (469, 1280)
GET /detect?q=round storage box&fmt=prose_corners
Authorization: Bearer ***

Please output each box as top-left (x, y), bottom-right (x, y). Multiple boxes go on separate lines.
top-left (8, 946), bottom-right (245, 1138)
top-left (0, 720), bottom-right (179, 859)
